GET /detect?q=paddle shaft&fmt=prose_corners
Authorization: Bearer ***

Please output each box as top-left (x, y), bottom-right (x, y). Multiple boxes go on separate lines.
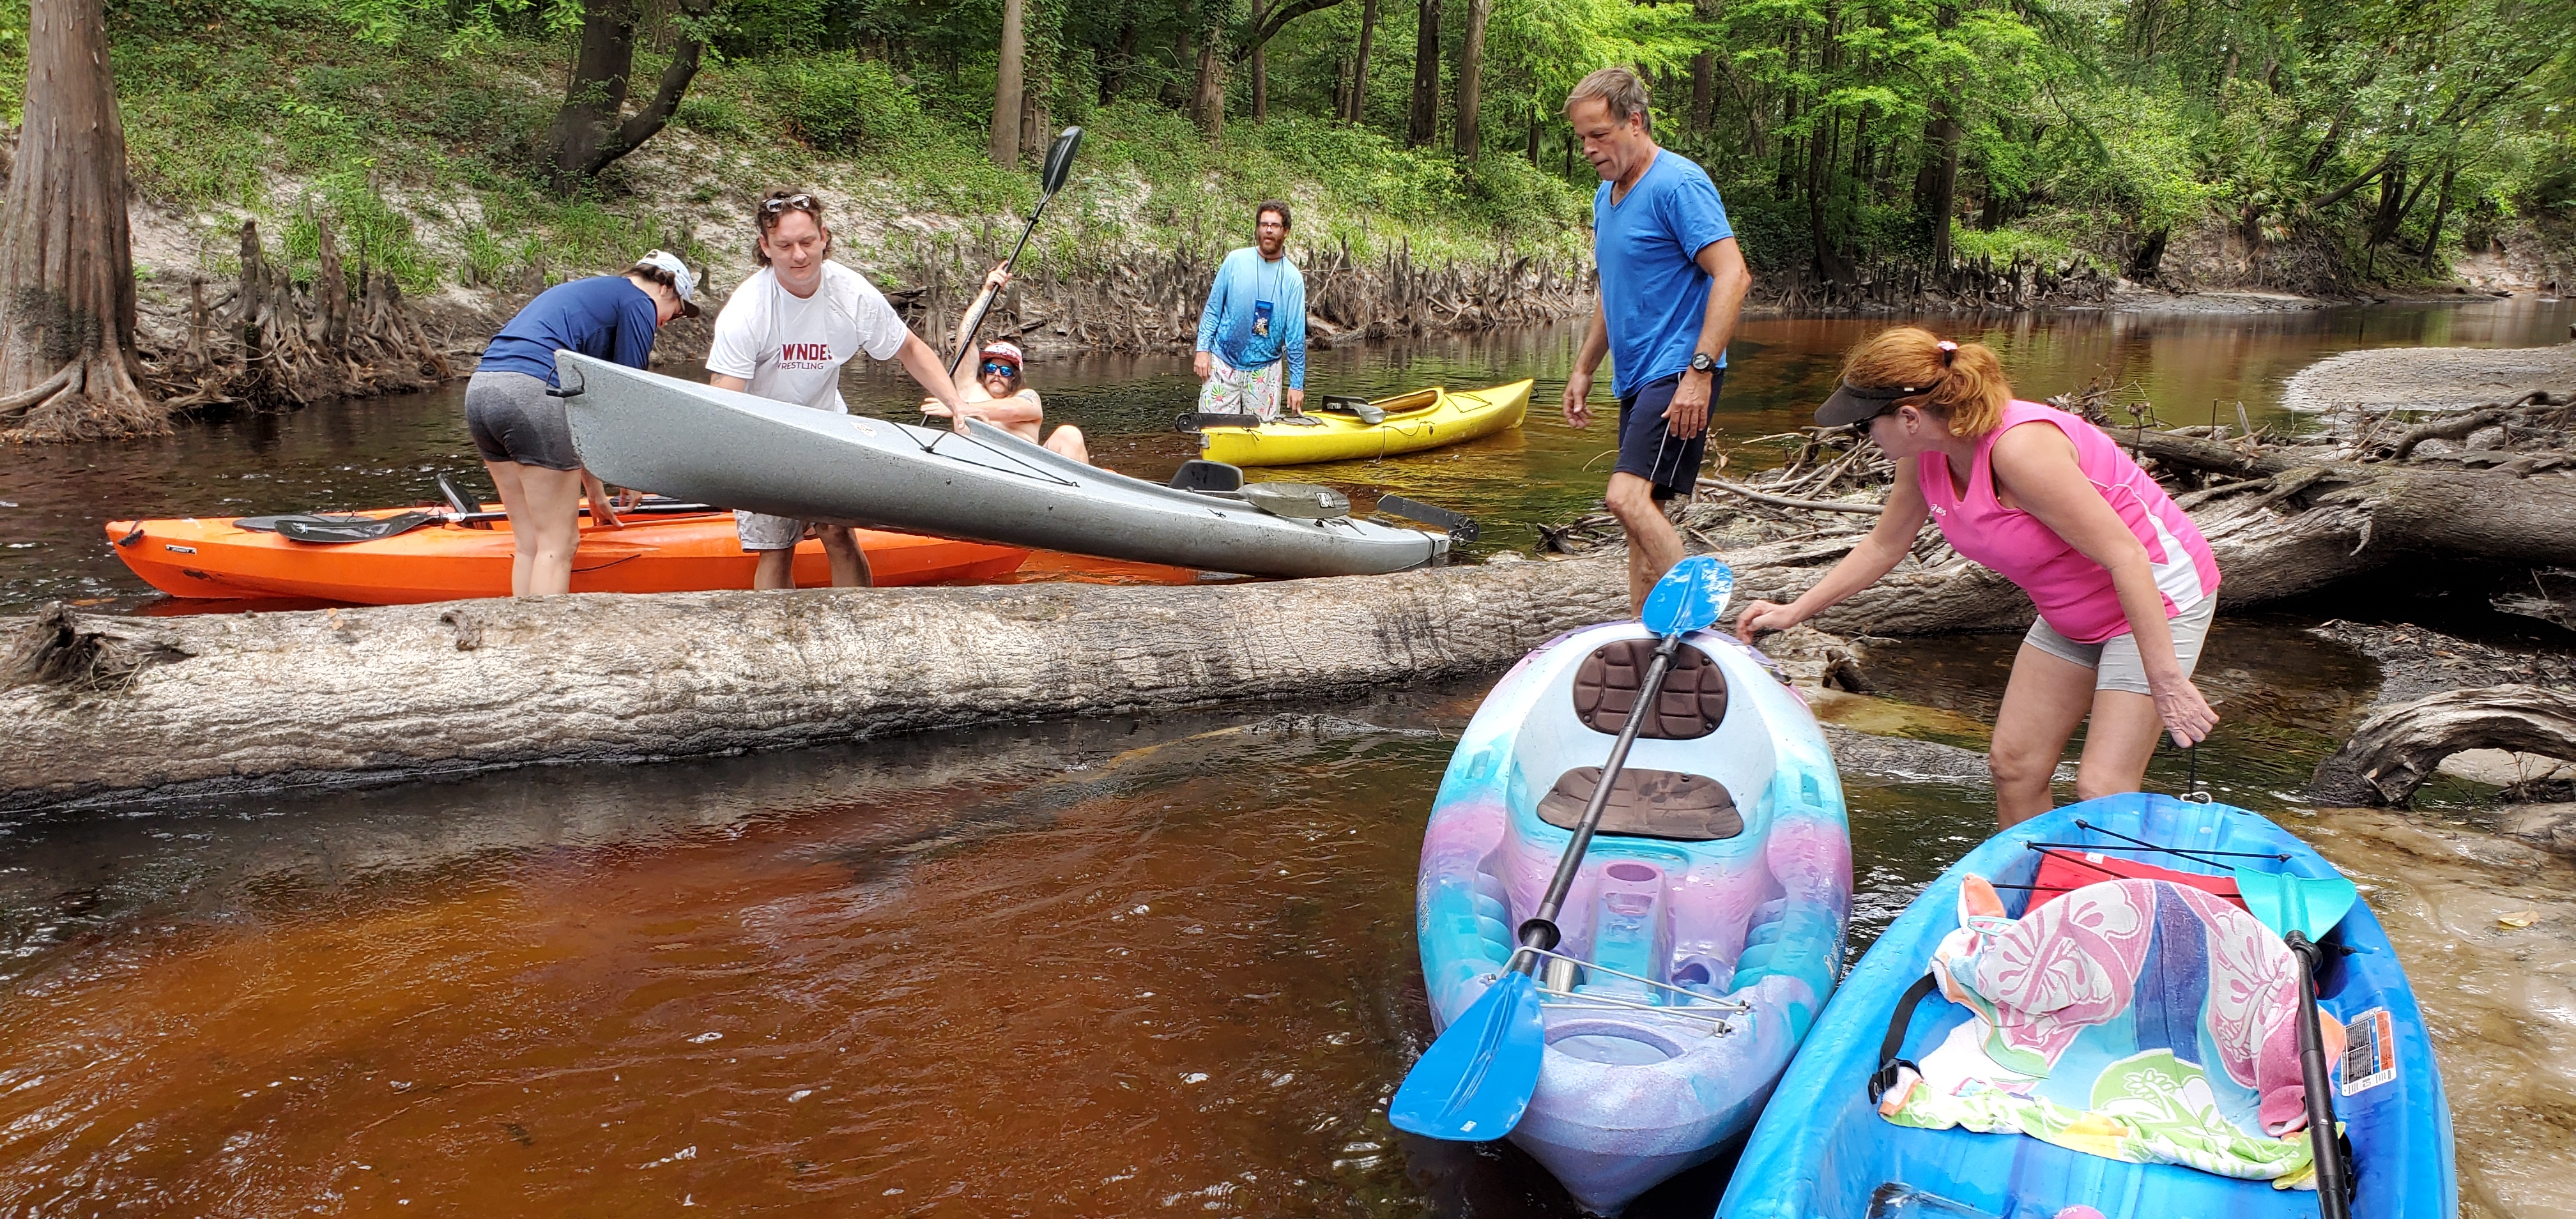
top-left (946, 190), bottom-right (1062, 379)
top-left (1508, 632), bottom-right (1685, 975)
top-left (2288, 931), bottom-right (2354, 1218)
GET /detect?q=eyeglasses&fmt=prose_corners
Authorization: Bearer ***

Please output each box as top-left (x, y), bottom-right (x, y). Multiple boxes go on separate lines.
top-left (760, 193), bottom-right (819, 215)
top-left (978, 360), bottom-right (1016, 378)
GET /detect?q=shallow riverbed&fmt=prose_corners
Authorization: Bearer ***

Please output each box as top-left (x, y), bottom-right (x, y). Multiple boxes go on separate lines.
top-left (3, 298), bottom-right (2574, 1215)
top-left (1, 616), bottom-right (2570, 1216)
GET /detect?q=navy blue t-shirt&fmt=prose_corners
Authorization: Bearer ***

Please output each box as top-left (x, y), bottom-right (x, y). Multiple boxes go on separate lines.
top-left (1593, 151), bottom-right (1735, 401)
top-left (477, 275), bottom-right (660, 387)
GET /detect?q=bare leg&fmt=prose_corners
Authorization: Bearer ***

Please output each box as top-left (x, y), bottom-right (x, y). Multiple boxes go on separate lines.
top-left (1604, 472), bottom-right (1685, 613)
top-left (510, 464), bottom-right (588, 595)
top-left (753, 549), bottom-right (797, 590)
top-left (1044, 424), bottom-right (1091, 465)
top-left (1988, 642), bottom-right (2100, 828)
top-left (818, 526), bottom-right (873, 588)
top-left (2073, 690), bottom-right (2170, 801)
top-left (484, 460), bottom-right (535, 597)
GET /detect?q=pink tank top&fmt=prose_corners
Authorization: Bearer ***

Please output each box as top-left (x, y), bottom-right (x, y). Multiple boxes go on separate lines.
top-left (1917, 401), bottom-right (2219, 644)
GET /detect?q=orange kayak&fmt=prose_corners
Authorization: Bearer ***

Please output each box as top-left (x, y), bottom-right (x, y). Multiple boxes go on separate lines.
top-left (106, 507), bottom-right (1031, 604)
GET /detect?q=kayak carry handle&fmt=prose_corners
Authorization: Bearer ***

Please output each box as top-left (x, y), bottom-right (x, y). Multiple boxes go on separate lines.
top-left (1869, 972), bottom-right (1943, 1105)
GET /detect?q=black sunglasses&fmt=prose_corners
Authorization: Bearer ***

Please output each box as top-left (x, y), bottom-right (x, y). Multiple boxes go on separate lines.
top-left (978, 360), bottom-right (1017, 377)
top-left (760, 193), bottom-right (819, 214)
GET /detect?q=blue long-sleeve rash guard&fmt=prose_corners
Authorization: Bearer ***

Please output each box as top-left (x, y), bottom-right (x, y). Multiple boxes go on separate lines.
top-left (1192, 247), bottom-right (1307, 389)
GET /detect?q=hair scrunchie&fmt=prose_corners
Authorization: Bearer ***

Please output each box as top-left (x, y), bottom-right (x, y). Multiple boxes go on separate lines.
top-left (1936, 339), bottom-right (1959, 365)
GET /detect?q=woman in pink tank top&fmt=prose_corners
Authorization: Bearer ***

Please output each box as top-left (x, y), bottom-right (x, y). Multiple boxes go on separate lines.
top-left (1735, 326), bottom-right (2221, 828)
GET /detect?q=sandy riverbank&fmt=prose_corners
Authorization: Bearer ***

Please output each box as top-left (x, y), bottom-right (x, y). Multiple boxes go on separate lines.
top-left (2286, 342), bottom-right (2576, 412)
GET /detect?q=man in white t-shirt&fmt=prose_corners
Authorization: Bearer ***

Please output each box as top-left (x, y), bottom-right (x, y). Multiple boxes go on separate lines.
top-left (708, 189), bottom-right (976, 590)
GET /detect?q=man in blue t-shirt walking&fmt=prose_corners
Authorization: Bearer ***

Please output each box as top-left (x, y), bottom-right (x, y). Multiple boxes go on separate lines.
top-left (1561, 67), bottom-right (1754, 612)
top-left (1194, 201), bottom-right (1308, 421)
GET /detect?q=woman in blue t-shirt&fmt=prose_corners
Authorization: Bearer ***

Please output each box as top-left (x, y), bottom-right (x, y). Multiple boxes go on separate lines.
top-left (466, 251), bottom-right (700, 595)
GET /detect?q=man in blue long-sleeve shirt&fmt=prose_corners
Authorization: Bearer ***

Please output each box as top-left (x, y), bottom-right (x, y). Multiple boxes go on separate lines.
top-left (1193, 201), bottom-right (1307, 421)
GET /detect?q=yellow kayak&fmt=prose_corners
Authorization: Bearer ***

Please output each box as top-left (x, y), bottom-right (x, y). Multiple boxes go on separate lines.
top-left (1195, 380), bottom-right (1533, 466)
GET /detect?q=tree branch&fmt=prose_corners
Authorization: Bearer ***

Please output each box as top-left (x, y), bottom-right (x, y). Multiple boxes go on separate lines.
top-left (2306, 150), bottom-right (2396, 213)
top-left (602, 37), bottom-right (705, 173)
top-left (1229, 0), bottom-right (1347, 61)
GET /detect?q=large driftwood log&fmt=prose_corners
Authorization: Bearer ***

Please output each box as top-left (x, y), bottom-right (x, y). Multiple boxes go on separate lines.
top-left (0, 538), bottom-right (2067, 808)
top-left (3, 560), bottom-right (1637, 808)
top-left (2309, 686), bottom-right (2576, 806)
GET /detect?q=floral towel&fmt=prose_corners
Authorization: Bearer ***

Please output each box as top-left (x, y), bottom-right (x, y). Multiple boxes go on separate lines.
top-left (1878, 877), bottom-right (2345, 1188)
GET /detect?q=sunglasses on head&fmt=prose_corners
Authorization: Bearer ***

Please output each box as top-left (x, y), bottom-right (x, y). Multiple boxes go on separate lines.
top-left (760, 193), bottom-right (818, 215)
top-left (979, 360), bottom-right (1016, 377)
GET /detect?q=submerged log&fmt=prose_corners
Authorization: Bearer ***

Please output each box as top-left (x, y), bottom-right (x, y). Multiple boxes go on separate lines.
top-left (2309, 686), bottom-right (2576, 806)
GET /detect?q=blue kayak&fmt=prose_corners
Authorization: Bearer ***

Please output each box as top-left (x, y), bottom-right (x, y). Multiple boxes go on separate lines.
top-left (1719, 792), bottom-right (2455, 1219)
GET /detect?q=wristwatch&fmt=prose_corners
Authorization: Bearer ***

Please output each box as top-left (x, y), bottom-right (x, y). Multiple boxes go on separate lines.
top-left (1689, 351), bottom-right (1720, 374)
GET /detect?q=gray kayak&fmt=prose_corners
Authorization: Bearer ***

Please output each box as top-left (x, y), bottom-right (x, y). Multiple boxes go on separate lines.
top-left (555, 353), bottom-right (1450, 578)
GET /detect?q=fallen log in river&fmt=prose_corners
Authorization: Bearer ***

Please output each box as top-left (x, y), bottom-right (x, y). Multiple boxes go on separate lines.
top-left (9, 387), bottom-right (2574, 808)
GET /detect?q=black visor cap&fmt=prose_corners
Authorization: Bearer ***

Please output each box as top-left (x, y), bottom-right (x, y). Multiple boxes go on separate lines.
top-left (1816, 380), bottom-right (1935, 427)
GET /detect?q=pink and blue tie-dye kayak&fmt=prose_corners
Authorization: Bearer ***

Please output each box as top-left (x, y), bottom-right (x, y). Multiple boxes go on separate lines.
top-left (1413, 621), bottom-right (1854, 1213)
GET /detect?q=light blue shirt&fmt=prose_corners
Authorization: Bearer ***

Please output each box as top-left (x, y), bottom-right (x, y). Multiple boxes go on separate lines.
top-left (1593, 151), bottom-right (1735, 401)
top-left (1194, 247), bottom-right (1308, 388)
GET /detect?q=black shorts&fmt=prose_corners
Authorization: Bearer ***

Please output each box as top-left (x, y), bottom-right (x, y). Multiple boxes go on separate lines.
top-left (1616, 369), bottom-right (1722, 500)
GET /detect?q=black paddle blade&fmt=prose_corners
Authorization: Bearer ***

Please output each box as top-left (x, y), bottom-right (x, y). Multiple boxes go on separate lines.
top-left (1377, 494), bottom-right (1480, 544)
top-left (1175, 411), bottom-right (1263, 433)
top-left (1041, 127), bottom-right (1084, 194)
top-left (435, 472), bottom-right (477, 515)
top-left (259, 511), bottom-right (441, 544)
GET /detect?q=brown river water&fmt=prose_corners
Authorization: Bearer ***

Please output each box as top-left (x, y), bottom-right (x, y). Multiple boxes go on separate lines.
top-left (3, 298), bottom-right (2574, 1216)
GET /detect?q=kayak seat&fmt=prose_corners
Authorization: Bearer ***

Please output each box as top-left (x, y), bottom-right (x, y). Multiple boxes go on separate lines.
top-left (1571, 638), bottom-right (1728, 739)
top-left (1537, 766), bottom-right (1742, 841)
top-left (1169, 459), bottom-right (1246, 493)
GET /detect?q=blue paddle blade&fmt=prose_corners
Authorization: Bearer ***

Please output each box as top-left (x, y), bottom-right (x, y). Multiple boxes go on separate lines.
top-left (1641, 556), bottom-right (1735, 638)
top-left (2234, 866), bottom-right (2359, 940)
top-left (1388, 971), bottom-right (1546, 1140)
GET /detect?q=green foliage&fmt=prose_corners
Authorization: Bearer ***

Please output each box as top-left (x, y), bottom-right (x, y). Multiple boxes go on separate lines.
top-left (1948, 224), bottom-right (2095, 270)
top-left (751, 52), bottom-right (925, 153)
top-left (14, 0), bottom-right (2563, 302)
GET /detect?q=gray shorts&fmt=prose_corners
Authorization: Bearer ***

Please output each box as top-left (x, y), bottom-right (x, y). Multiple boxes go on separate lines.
top-left (736, 510), bottom-right (831, 552)
top-left (464, 370), bottom-right (581, 471)
top-left (2023, 595), bottom-right (2218, 695)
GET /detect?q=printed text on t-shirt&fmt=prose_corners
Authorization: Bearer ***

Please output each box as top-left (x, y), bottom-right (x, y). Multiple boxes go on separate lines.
top-left (778, 342), bottom-right (836, 369)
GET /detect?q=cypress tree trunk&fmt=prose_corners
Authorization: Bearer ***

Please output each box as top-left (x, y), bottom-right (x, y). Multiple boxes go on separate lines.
top-left (1250, 0), bottom-right (1268, 121)
top-left (539, 0), bottom-right (707, 194)
top-left (1017, 0), bottom-right (1056, 164)
top-left (1342, 0), bottom-right (1379, 122)
top-left (1919, 97), bottom-right (1960, 271)
top-left (1406, 0), bottom-right (1440, 147)
top-left (1452, 0), bottom-right (1490, 157)
top-left (1690, 52), bottom-right (1714, 132)
top-left (990, 0), bottom-right (1027, 167)
top-left (1190, 35), bottom-right (1226, 139)
top-left (0, 0), bottom-right (164, 442)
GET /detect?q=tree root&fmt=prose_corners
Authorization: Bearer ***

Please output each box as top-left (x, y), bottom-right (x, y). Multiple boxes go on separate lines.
top-left (141, 217), bottom-right (452, 415)
top-left (1, 353), bottom-right (171, 442)
top-left (2310, 685), bottom-right (2576, 806)
top-left (4, 603), bottom-right (192, 691)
